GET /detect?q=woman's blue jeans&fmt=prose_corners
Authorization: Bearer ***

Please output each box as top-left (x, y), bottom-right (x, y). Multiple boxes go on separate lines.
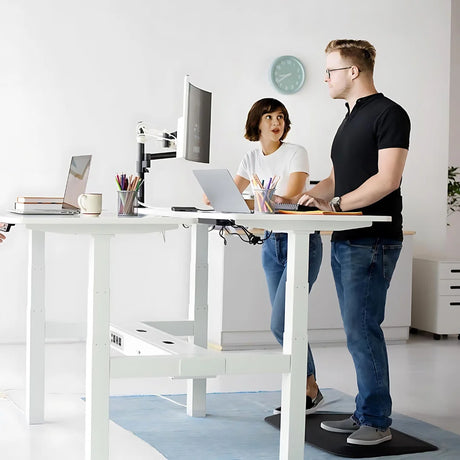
top-left (331, 237), bottom-right (402, 429)
top-left (261, 232), bottom-right (323, 378)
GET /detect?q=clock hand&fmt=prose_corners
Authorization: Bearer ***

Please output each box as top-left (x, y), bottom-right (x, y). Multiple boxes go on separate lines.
top-left (276, 73), bottom-right (292, 83)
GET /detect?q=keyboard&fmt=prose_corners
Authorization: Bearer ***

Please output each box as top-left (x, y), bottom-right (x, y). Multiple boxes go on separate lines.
top-left (274, 203), bottom-right (319, 212)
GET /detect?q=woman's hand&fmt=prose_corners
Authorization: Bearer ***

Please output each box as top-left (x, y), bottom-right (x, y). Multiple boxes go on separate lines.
top-left (272, 192), bottom-right (303, 204)
top-left (0, 230), bottom-right (6, 243)
top-left (202, 193), bottom-right (211, 206)
top-left (272, 194), bottom-right (289, 204)
top-left (298, 194), bottom-right (330, 211)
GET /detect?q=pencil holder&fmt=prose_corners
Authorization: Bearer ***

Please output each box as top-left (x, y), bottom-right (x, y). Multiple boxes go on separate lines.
top-left (117, 190), bottom-right (138, 216)
top-left (253, 188), bottom-right (276, 213)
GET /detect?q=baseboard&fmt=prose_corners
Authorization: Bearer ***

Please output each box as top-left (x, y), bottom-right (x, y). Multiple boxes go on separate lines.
top-left (210, 331), bottom-right (279, 351)
top-left (210, 327), bottom-right (410, 350)
top-left (0, 321), bottom-right (86, 344)
top-left (0, 323), bottom-right (409, 348)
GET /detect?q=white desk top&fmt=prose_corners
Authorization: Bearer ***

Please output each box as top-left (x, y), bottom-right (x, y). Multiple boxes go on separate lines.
top-left (0, 211), bottom-right (182, 235)
top-left (1, 208), bottom-right (391, 234)
top-left (141, 207), bottom-right (391, 233)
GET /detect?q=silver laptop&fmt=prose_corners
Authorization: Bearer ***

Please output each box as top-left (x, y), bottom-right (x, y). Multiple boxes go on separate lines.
top-left (11, 155), bottom-right (92, 215)
top-left (193, 169), bottom-right (251, 214)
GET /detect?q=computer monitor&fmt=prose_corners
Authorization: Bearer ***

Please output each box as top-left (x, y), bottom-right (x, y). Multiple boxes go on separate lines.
top-left (176, 75), bottom-right (212, 163)
top-left (136, 75), bottom-right (212, 204)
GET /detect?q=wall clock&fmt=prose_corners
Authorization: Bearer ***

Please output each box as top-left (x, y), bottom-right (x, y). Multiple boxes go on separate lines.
top-left (270, 55), bottom-right (306, 94)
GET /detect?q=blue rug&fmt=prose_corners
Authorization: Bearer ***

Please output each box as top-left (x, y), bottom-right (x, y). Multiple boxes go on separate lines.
top-left (109, 388), bottom-right (460, 459)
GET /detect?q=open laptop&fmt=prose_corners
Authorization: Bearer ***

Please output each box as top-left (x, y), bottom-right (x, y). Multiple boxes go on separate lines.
top-left (193, 169), bottom-right (251, 214)
top-left (11, 155), bottom-right (92, 215)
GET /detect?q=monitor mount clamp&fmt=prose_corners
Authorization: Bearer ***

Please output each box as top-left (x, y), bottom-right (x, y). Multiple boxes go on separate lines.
top-left (136, 122), bottom-right (177, 206)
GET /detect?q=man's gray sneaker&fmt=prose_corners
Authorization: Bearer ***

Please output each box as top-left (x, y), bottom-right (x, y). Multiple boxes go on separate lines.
top-left (320, 416), bottom-right (360, 433)
top-left (347, 425), bottom-right (392, 445)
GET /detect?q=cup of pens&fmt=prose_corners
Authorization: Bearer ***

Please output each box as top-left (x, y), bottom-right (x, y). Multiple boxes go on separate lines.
top-left (117, 190), bottom-right (138, 216)
top-left (252, 174), bottom-right (278, 213)
top-left (116, 174), bottom-right (143, 217)
top-left (253, 187), bottom-right (276, 213)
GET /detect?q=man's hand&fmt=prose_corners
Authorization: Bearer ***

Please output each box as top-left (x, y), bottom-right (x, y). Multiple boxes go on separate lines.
top-left (298, 194), bottom-right (331, 211)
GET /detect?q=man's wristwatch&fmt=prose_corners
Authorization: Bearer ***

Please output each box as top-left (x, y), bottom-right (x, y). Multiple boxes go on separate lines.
top-left (329, 196), bottom-right (342, 212)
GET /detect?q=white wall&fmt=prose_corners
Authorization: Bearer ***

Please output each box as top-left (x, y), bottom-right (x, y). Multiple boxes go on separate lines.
top-left (448, 0), bottom-right (460, 254)
top-left (0, 0), bottom-right (453, 341)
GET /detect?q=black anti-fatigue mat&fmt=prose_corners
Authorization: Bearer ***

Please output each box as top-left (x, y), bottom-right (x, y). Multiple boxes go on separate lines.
top-left (265, 412), bottom-right (438, 458)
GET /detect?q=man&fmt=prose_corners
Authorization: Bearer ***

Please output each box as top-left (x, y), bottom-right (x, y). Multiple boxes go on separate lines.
top-left (299, 39), bottom-right (410, 446)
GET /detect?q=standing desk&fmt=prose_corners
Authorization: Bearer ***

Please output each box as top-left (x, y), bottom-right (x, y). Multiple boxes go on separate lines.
top-left (1, 210), bottom-right (389, 460)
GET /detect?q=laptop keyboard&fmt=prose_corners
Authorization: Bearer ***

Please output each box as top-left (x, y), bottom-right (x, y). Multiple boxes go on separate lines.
top-left (274, 203), bottom-right (319, 212)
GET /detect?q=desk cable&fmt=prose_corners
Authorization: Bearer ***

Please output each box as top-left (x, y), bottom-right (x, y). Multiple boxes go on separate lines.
top-left (135, 202), bottom-right (271, 245)
top-left (213, 224), bottom-right (272, 246)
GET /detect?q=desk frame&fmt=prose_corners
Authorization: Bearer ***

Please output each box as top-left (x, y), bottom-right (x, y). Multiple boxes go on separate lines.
top-left (2, 211), bottom-right (389, 460)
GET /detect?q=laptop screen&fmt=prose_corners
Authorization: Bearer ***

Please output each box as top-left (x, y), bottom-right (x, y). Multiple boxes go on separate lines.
top-left (62, 155), bottom-right (92, 209)
top-left (193, 169), bottom-right (251, 213)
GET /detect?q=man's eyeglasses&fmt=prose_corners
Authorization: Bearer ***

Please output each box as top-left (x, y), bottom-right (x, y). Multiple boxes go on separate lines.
top-left (325, 66), bottom-right (353, 79)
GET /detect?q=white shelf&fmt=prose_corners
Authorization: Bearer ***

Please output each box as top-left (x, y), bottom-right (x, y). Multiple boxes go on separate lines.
top-left (412, 258), bottom-right (460, 335)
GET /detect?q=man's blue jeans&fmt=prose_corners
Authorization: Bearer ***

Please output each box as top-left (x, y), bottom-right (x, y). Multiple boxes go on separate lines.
top-left (261, 232), bottom-right (323, 378)
top-left (331, 237), bottom-right (402, 429)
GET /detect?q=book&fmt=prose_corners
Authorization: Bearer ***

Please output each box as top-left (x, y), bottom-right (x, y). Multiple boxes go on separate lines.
top-left (277, 210), bottom-right (363, 215)
top-left (15, 202), bottom-right (63, 211)
top-left (16, 196), bottom-right (63, 204)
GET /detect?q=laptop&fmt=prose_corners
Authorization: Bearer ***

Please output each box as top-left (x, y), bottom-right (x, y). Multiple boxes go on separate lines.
top-left (193, 169), bottom-right (251, 214)
top-left (11, 155), bottom-right (92, 215)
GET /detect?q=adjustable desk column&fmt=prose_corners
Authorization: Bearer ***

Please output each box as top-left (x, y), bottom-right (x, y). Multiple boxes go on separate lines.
top-left (85, 232), bottom-right (113, 460)
top-left (26, 229), bottom-right (46, 424)
top-left (280, 229), bottom-right (311, 458)
top-left (186, 222), bottom-right (209, 417)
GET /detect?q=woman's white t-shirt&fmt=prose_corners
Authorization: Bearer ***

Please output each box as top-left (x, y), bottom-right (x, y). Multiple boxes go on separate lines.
top-left (236, 142), bottom-right (310, 196)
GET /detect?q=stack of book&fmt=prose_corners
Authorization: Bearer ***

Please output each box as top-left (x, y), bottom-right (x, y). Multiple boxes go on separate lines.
top-left (15, 196), bottom-right (64, 211)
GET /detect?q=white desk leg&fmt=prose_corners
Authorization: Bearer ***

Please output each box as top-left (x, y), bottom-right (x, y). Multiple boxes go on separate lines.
top-left (26, 229), bottom-right (45, 424)
top-left (186, 223), bottom-right (208, 417)
top-left (85, 234), bottom-right (112, 460)
top-left (279, 230), bottom-right (310, 459)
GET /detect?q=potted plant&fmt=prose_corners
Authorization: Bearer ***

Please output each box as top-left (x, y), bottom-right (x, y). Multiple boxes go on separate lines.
top-left (448, 166), bottom-right (460, 217)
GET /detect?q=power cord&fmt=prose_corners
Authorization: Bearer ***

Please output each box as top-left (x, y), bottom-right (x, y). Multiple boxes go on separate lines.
top-left (215, 224), bottom-right (271, 246)
top-left (133, 203), bottom-right (270, 245)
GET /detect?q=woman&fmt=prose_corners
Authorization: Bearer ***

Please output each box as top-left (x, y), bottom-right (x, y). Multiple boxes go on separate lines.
top-left (234, 98), bottom-right (323, 414)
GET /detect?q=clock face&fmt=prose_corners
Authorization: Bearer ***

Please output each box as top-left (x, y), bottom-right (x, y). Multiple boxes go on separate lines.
top-left (270, 56), bottom-right (305, 94)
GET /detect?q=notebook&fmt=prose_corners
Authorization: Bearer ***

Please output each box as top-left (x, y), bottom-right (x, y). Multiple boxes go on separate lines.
top-left (193, 169), bottom-right (251, 214)
top-left (11, 155), bottom-right (92, 215)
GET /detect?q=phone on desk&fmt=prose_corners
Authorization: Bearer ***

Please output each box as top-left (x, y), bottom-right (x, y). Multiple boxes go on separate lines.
top-left (171, 206), bottom-right (199, 212)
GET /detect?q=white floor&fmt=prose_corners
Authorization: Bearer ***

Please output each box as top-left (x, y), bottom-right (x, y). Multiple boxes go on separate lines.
top-left (1, 333), bottom-right (459, 460)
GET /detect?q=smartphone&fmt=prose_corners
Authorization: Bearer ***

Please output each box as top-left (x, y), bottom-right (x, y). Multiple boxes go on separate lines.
top-left (171, 206), bottom-right (198, 212)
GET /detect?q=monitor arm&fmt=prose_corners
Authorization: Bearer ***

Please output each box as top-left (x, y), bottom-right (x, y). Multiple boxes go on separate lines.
top-left (136, 122), bottom-right (177, 205)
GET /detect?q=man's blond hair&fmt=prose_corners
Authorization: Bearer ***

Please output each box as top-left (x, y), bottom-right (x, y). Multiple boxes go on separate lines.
top-left (325, 39), bottom-right (376, 73)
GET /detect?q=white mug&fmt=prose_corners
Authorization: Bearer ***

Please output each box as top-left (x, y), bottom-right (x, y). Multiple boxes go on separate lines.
top-left (78, 193), bottom-right (102, 215)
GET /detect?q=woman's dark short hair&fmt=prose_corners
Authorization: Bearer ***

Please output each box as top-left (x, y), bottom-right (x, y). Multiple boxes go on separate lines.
top-left (244, 98), bottom-right (291, 142)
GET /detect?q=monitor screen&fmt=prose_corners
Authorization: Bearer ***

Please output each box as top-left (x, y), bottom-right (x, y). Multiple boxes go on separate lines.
top-left (176, 76), bottom-right (212, 163)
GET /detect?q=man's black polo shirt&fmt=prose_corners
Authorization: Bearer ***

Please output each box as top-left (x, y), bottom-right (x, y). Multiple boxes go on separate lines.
top-left (331, 93), bottom-right (411, 241)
